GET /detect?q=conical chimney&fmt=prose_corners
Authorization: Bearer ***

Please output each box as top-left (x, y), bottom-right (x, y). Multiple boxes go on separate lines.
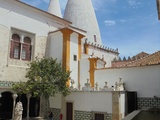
top-left (48, 0), bottom-right (62, 18)
top-left (64, 0), bottom-right (102, 45)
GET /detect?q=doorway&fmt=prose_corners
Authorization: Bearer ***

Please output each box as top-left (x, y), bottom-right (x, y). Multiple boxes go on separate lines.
top-left (0, 91), bottom-right (13, 119)
top-left (95, 113), bottom-right (104, 120)
top-left (29, 97), bottom-right (40, 117)
top-left (66, 102), bottom-right (73, 120)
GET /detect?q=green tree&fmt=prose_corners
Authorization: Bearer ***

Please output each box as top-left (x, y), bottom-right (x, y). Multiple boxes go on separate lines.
top-left (12, 81), bottom-right (31, 95)
top-left (12, 57), bottom-right (71, 98)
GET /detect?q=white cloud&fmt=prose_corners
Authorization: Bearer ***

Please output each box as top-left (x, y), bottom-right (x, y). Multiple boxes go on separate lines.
top-left (118, 19), bottom-right (135, 23)
top-left (92, 0), bottom-right (117, 11)
top-left (119, 19), bottom-right (128, 23)
top-left (128, 0), bottom-right (142, 8)
top-left (105, 20), bottom-right (116, 26)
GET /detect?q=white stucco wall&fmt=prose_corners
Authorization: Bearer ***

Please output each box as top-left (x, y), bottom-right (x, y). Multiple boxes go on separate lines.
top-left (79, 59), bottom-right (90, 88)
top-left (50, 92), bottom-right (112, 113)
top-left (88, 47), bottom-right (118, 67)
top-left (70, 33), bottom-right (79, 87)
top-left (0, 1), bottom-right (58, 37)
top-left (48, 32), bottom-right (63, 63)
top-left (0, 0), bottom-right (64, 82)
top-left (66, 92), bottom-right (112, 112)
top-left (49, 94), bottom-right (62, 109)
top-left (0, 25), bottom-right (28, 82)
top-left (97, 60), bottom-right (105, 69)
top-left (95, 65), bottom-right (160, 97)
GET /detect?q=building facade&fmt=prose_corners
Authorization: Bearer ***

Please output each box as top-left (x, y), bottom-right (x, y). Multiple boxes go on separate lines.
top-left (0, 0), bottom-right (159, 120)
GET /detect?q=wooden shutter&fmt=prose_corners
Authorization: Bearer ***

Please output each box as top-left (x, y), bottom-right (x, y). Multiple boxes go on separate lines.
top-left (13, 42), bottom-right (21, 59)
top-left (23, 37), bottom-right (31, 61)
top-left (10, 34), bottom-right (20, 59)
top-left (10, 41), bottom-right (14, 58)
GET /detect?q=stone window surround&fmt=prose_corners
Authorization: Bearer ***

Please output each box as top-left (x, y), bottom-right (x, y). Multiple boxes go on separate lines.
top-left (10, 28), bottom-right (35, 61)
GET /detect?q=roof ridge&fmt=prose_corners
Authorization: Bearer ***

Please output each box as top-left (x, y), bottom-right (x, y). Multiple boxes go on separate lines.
top-left (116, 50), bottom-right (160, 68)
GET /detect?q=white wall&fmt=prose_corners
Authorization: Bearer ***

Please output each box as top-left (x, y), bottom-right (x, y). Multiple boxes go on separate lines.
top-left (95, 65), bottom-right (160, 97)
top-left (88, 47), bottom-right (118, 67)
top-left (50, 92), bottom-right (112, 113)
top-left (0, 0), bottom-right (58, 36)
top-left (49, 32), bottom-right (63, 63)
top-left (49, 94), bottom-right (62, 109)
top-left (79, 59), bottom-right (90, 88)
top-left (70, 33), bottom-right (79, 87)
top-left (97, 60), bottom-right (105, 69)
top-left (0, 0), bottom-right (63, 82)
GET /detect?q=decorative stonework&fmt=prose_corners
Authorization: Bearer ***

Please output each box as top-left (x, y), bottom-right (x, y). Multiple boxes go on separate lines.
top-left (50, 108), bottom-right (61, 120)
top-left (74, 110), bottom-right (91, 120)
top-left (106, 113), bottom-right (112, 120)
top-left (74, 110), bottom-right (112, 120)
top-left (138, 97), bottom-right (160, 109)
top-left (0, 81), bottom-right (14, 88)
top-left (41, 97), bottom-right (50, 118)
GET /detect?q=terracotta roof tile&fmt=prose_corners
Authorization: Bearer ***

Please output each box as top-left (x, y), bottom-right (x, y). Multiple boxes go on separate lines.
top-left (114, 51), bottom-right (160, 68)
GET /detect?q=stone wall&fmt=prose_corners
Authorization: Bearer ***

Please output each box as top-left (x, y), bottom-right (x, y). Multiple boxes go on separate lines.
top-left (138, 97), bottom-right (160, 109)
top-left (50, 108), bottom-right (61, 120)
top-left (0, 24), bottom-right (47, 83)
top-left (74, 110), bottom-right (91, 120)
top-left (50, 109), bottom-right (112, 120)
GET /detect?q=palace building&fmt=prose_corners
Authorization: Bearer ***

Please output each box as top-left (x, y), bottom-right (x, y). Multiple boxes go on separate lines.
top-left (0, 0), bottom-right (159, 120)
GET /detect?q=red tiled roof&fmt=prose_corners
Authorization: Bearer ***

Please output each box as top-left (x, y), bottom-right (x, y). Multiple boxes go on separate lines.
top-left (133, 52), bottom-right (149, 59)
top-left (113, 51), bottom-right (160, 68)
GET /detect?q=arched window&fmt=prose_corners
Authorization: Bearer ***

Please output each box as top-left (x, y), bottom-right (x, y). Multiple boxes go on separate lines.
top-left (22, 37), bottom-right (32, 60)
top-left (10, 34), bottom-right (21, 59)
top-left (10, 33), bottom-right (32, 61)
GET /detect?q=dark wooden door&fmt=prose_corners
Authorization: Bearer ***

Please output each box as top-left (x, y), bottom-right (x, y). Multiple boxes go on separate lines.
top-left (127, 91), bottom-right (137, 114)
top-left (0, 92), bottom-right (13, 119)
top-left (95, 113), bottom-right (104, 120)
top-left (66, 102), bottom-right (73, 120)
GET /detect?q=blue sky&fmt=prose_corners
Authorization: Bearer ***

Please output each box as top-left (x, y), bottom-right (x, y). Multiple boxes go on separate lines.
top-left (21, 0), bottom-right (160, 58)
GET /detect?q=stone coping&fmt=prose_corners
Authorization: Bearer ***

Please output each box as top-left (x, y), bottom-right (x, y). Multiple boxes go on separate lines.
top-left (123, 110), bottom-right (141, 120)
top-left (70, 90), bottom-right (126, 93)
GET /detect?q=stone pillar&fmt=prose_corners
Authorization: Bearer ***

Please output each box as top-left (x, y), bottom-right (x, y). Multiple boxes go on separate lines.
top-left (27, 94), bottom-right (31, 119)
top-left (12, 93), bottom-right (18, 119)
top-left (112, 91), bottom-right (122, 120)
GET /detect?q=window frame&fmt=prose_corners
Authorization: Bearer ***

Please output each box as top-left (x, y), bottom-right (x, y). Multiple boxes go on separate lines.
top-left (73, 55), bottom-right (77, 61)
top-left (10, 28), bottom-right (34, 61)
top-left (10, 34), bottom-right (21, 59)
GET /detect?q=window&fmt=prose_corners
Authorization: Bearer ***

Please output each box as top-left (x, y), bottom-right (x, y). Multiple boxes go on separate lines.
top-left (22, 37), bottom-right (32, 60)
top-left (10, 30), bottom-right (33, 61)
top-left (94, 35), bottom-right (97, 42)
top-left (73, 55), bottom-right (77, 61)
top-left (10, 34), bottom-right (21, 59)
